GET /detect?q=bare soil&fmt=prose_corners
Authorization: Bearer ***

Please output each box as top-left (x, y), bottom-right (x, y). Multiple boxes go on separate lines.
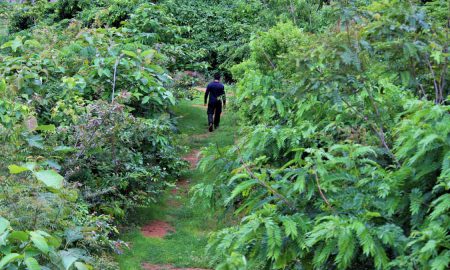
top-left (182, 150), bottom-right (201, 169)
top-left (142, 263), bottom-right (209, 270)
top-left (170, 179), bottom-right (190, 196)
top-left (140, 150), bottom-right (201, 238)
top-left (141, 221), bottom-right (175, 238)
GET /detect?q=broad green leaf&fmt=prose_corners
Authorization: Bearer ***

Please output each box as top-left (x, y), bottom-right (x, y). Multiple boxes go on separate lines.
top-left (141, 96), bottom-right (150, 104)
top-left (11, 37), bottom-right (23, 52)
top-left (24, 257), bottom-right (41, 270)
top-left (62, 189), bottom-right (79, 202)
top-left (8, 231), bottom-right (28, 242)
top-left (64, 228), bottom-right (83, 246)
top-left (141, 49), bottom-right (156, 57)
top-left (0, 79), bottom-right (5, 92)
top-left (0, 253), bottom-right (22, 268)
top-left (36, 125), bottom-right (56, 132)
top-left (24, 39), bottom-right (41, 48)
top-left (83, 34), bottom-right (93, 45)
top-left (30, 232), bottom-right (49, 254)
top-left (54, 146), bottom-right (76, 153)
top-left (26, 135), bottom-right (44, 149)
top-left (0, 217), bottom-right (10, 235)
top-left (122, 50), bottom-right (137, 58)
top-left (0, 41), bottom-right (13, 49)
top-left (61, 254), bottom-right (77, 270)
top-left (33, 170), bottom-right (64, 189)
top-left (74, 262), bottom-right (91, 270)
top-left (8, 165), bottom-right (29, 174)
top-left (2, 37), bottom-right (23, 52)
top-left (24, 162), bottom-right (37, 171)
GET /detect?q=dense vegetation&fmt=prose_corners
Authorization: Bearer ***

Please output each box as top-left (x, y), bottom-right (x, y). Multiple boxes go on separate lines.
top-left (0, 0), bottom-right (449, 269)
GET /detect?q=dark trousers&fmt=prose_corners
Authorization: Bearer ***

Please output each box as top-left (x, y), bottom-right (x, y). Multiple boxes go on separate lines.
top-left (207, 101), bottom-right (222, 128)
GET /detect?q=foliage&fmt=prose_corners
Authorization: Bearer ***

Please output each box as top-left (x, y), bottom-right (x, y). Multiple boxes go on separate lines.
top-left (1, 0), bottom-right (449, 268)
top-left (63, 101), bottom-right (185, 217)
top-left (194, 1), bottom-right (450, 269)
top-left (0, 216), bottom-right (92, 269)
top-left (0, 0), bottom-right (186, 267)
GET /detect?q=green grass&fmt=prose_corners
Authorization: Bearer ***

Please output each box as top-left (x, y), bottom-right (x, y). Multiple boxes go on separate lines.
top-left (116, 91), bottom-right (236, 269)
top-left (173, 94), bottom-right (237, 149)
top-left (116, 193), bottom-right (214, 269)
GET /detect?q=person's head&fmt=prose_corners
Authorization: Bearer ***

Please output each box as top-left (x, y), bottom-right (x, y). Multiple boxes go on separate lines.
top-left (214, 73), bottom-right (221, 81)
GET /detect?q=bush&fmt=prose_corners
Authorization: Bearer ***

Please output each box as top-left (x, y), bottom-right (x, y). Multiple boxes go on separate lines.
top-left (62, 101), bottom-right (186, 217)
top-left (193, 1), bottom-right (450, 269)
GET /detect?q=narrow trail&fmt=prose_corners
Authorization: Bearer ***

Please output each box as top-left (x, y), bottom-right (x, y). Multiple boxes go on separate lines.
top-left (139, 149), bottom-right (202, 240)
top-left (140, 150), bottom-right (208, 270)
top-left (138, 126), bottom-right (210, 270)
top-left (118, 96), bottom-right (235, 270)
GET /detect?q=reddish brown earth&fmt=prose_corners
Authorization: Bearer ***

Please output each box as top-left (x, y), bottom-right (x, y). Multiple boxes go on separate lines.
top-left (141, 221), bottom-right (175, 238)
top-left (182, 150), bottom-right (201, 169)
top-left (170, 179), bottom-right (190, 196)
top-left (141, 150), bottom-right (201, 238)
top-left (142, 263), bottom-right (209, 270)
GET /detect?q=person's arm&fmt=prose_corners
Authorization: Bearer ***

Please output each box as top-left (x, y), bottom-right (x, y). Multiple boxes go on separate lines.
top-left (222, 86), bottom-right (226, 108)
top-left (204, 86), bottom-right (210, 105)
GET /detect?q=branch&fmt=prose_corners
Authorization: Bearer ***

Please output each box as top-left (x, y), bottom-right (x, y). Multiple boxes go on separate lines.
top-left (424, 54), bottom-right (441, 104)
top-left (236, 146), bottom-right (296, 209)
top-left (111, 53), bottom-right (124, 103)
top-left (84, 186), bottom-right (117, 200)
top-left (313, 170), bottom-right (333, 210)
top-left (341, 97), bottom-right (400, 167)
top-left (262, 49), bottom-right (276, 69)
top-left (439, 22), bottom-right (449, 103)
top-left (365, 91), bottom-right (400, 167)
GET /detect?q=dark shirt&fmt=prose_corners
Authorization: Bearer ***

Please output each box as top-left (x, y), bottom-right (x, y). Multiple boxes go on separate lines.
top-left (204, 81), bottom-right (226, 105)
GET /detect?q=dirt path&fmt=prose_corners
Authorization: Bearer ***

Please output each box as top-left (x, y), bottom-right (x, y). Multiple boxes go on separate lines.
top-left (139, 130), bottom-right (209, 270)
top-left (142, 263), bottom-right (207, 270)
top-left (117, 99), bottom-right (229, 269)
top-left (139, 149), bottom-right (201, 239)
top-left (141, 221), bottom-right (175, 238)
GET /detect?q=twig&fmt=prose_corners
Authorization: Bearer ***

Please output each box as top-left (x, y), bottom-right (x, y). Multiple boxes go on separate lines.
top-left (84, 186), bottom-right (116, 199)
top-left (262, 49), bottom-right (276, 69)
top-left (439, 22), bottom-right (448, 103)
top-left (365, 90), bottom-right (400, 167)
top-left (111, 54), bottom-right (124, 103)
top-left (289, 0), bottom-right (297, 26)
top-left (236, 146), bottom-right (296, 209)
top-left (418, 83), bottom-right (427, 100)
top-left (313, 170), bottom-right (333, 210)
top-left (341, 97), bottom-right (400, 167)
top-left (424, 54), bottom-right (441, 104)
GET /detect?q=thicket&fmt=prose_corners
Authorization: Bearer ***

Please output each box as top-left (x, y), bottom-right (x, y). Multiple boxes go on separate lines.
top-left (0, 0), bottom-right (186, 268)
top-left (193, 0), bottom-right (450, 269)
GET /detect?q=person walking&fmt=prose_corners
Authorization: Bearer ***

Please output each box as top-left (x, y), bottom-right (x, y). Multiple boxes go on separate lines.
top-left (204, 73), bottom-right (226, 132)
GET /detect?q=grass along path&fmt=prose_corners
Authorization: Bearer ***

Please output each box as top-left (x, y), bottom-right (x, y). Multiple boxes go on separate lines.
top-left (117, 93), bottom-right (235, 269)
